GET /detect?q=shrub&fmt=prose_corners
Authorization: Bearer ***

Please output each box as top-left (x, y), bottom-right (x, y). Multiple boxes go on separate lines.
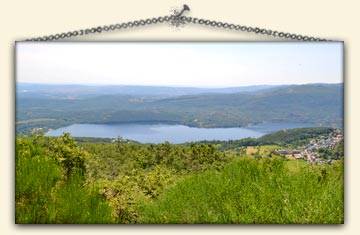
top-left (139, 157), bottom-right (344, 224)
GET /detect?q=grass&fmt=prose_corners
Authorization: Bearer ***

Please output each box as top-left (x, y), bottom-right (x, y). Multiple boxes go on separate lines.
top-left (15, 136), bottom-right (113, 224)
top-left (139, 157), bottom-right (344, 224)
top-left (47, 172), bottom-right (113, 224)
top-left (15, 137), bottom-right (62, 223)
top-left (15, 135), bottom-right (344, 224)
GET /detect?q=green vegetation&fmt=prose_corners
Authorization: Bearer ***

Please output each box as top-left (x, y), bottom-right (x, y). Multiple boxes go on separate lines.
top-left (196, 127), bottom-right (335, 150)
top-left (15, 134), bottom-right (113, 224)
top-left (16, 83), bottom-right (343, 134)
top-left (16, 131), bottom-right (344, 224)
top-left (139, 157), bottom-right (343, 224)
top-left (318, 140), bottom-right (344, 160)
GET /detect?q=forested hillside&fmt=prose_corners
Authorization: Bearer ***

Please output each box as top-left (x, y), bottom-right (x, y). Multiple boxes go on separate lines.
top-left (197, 127), bottom-right (336, 150)
top-left (16, 83), bottom-right (343, 133)
top-left (16, 132), bottom-right (344, 224)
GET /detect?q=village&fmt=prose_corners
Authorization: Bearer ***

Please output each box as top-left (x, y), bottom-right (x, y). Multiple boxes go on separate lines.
top-left (274, 129), bottom-right (343, 164)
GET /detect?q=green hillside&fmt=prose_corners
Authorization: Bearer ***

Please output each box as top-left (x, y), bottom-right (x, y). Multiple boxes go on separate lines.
top-left (16, 83), bottom-right (343, 133)
top-left (139, 158), bottom-right (343, 224)
top-left (194, 127), bottom-right (336, 150)
top-left (16, 133), bottom-right (344, 224)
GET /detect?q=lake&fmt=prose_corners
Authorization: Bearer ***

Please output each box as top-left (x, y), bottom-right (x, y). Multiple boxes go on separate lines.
top-left (46, 123), bottom-right (317, 144)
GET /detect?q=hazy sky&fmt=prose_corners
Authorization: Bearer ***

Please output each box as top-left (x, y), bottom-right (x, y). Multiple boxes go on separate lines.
top-left (16, 42), bottom-right (343, 88)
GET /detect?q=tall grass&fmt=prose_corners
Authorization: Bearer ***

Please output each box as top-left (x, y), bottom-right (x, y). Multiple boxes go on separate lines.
top-left (16, 135), bottom-right (344, 224)
top-left (16, 137), bottom-right (62, 223)
top-left (139, 157), bottom-right (344, 224)
top-left (15, 136), bottom-right (113, 224)
top-left (47, 171), bottom-right (113, 224)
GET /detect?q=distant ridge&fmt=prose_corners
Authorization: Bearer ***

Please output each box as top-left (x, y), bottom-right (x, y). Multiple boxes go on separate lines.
top-left (16, 83), bottom-right (343, 133)
top-left (17, 83), bottom-right (282, 97)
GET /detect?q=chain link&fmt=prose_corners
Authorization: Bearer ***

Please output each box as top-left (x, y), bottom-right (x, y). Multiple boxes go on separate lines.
top-left (25, 15), bottom-right (174, 41)
top-left (25, 7), bottom-right (329, 42)
top-left (183, 16), bottom-right (329, 42)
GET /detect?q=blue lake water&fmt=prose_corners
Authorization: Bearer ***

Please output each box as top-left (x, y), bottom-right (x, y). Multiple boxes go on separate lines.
top-left (46, 123), bottom-right (317, 144)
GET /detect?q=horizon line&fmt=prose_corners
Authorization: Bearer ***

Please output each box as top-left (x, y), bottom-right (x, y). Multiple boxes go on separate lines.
top-left (17, 81), bottom-right (343, 89)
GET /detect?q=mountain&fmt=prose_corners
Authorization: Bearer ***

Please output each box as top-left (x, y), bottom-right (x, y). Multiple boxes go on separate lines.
top-left (16, 83), bottom-right (343, 133)
top-left (17, 83), bottom-right (279, 98)
top-left (147, 83), bottom-right (343, 127)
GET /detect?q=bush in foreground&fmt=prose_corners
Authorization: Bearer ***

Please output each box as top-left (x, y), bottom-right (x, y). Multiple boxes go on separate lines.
top-left (139, 157), bottom-right (344, 224)
top-left (15, 134), bottom-right (113, 224)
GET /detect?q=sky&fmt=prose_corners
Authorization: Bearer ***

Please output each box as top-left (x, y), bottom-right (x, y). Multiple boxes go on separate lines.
top-left (16, 42), bottom-right (343, 88)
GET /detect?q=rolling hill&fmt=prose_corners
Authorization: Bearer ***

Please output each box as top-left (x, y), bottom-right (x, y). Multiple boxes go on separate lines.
top-left (16, 83), bottom-right (343, 133)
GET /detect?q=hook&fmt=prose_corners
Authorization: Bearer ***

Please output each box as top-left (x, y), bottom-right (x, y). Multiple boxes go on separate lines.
top-left (175, 4), bottom-right (190, 17)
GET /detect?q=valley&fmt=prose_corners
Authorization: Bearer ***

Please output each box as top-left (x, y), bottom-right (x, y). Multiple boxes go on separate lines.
top-left (15, 82), bottom-right (344, 224)
top-left (16, 83), bottom-right (343, 134)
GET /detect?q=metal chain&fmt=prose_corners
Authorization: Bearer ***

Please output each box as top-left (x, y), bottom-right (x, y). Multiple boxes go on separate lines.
top-left (182, 16), bottom-right (329, 42)
top-left (25, 15), bottom-right (173, 41)
top-left (25, 5), bottom-right (329, 42)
